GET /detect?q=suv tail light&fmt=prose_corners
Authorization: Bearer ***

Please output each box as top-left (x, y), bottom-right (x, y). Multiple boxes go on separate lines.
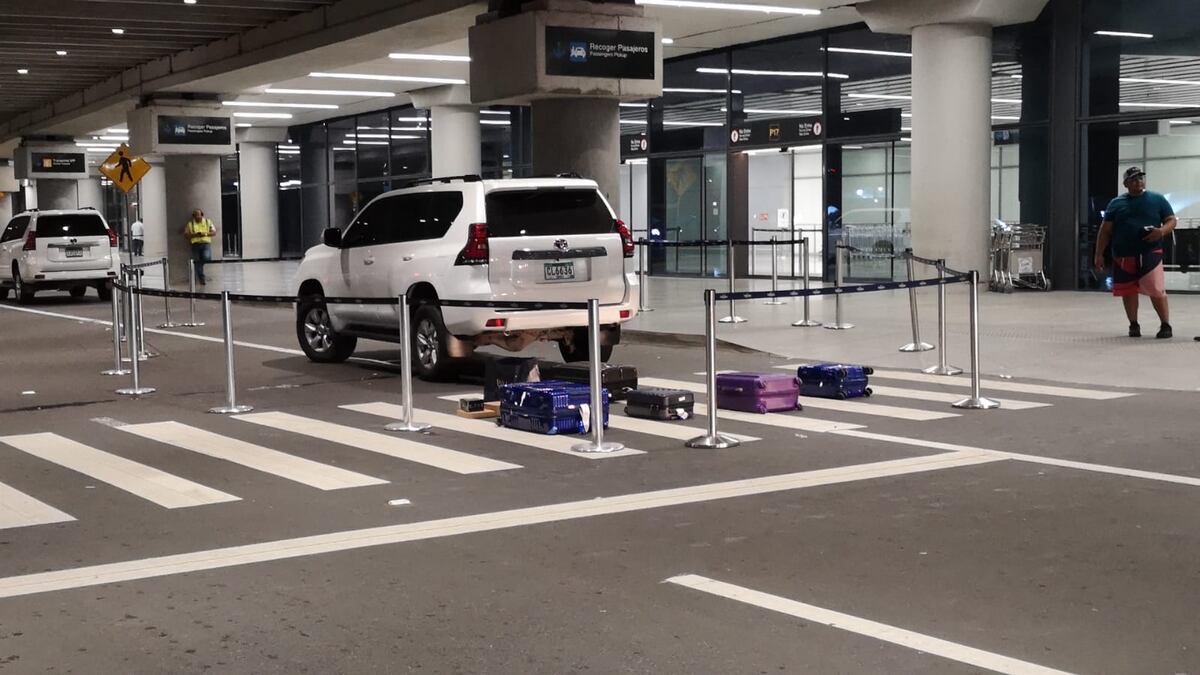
top-left (22, 228), bottom-right (36, 252)
top-left (106, 227), bottom-right (118, 247)
top-left (615, 219), bottom-right (635, 258)
top-left (455, 222), bottom-right (489, 265)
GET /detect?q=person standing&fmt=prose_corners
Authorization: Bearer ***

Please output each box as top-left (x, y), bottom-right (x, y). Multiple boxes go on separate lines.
top-left (1093, 166), bottom-right (1177, 338)
top-left (182, 209), bottom-right (216, 285)
top-left (129, 218), bottom-right (145, 257)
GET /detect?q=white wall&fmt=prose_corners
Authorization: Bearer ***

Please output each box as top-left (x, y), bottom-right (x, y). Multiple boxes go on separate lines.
top-left (139, 162), bottom-right (169, 259)
top-left (76, 178), bottom-right (103, 211)
top-left (237, 142), bottom-right (280, 259)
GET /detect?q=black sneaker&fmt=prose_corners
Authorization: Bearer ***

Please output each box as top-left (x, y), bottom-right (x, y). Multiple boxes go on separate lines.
top-left (1156, 323), bottom-right (1172, 339)
top-left (1128, 322), bottom-right (1141, 337)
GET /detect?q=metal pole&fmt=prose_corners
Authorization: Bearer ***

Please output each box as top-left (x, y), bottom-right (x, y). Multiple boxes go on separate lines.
top-left (924, 260), bottom-right (963, 376)
top-left (182, 258), bottom-right (204, 327)
top-left (115, 280), bottom-right (155, 396)
top-left (102, 284), bottom-right (130, 376)
top-left (687, 289), bottom-right (740, 450)
top-left (572, 299), bottom-right (623, 453)
top-left (899, 252), bottom-right (934, 352)
top-left (158, 258), bottom-right (179, 328)
top-left (764, 236), bottom-right (785, 305)
top-left (208, 291), bottom-right (253, 414)
top-left (134, 269), bottom-right (155, 359)
top-left (637, 238), bottom-right (653, 313)
top-left (792, 237), bottom-right (821, 327)
top-left (386, 295), bottom-right (431, 432)
top-left (953, 271), bottom-right (1000, 410)
top-left (824, 245), bottom-right (854, 330)
top-left (719, 239), bottom-right (745, 323)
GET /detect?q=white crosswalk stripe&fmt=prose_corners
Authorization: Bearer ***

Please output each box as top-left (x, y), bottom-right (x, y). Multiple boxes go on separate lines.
top-left (669, 375), bottom-right (956, 421)
top-left (639, 379), bottom-right (865, 432)
top-left (843, 368), bottom-right (1134, 400)
top-left (767, 366), bottom-right (1052, 410)
top-left (119, 421), bottom-right (389, 491)
top-left (234, 411), bottom-right (522, 474)
top-left (0, 480), bottom-right (74, 531)
top-left (0, 433), bottom-right (239, 509)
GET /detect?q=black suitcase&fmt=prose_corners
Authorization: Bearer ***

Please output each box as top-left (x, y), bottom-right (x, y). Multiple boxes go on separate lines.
top-left (483, 356), bottom-right (541, 401)
top-left (624, 387), bottom-right (694, 420)
top-left (538, 362), bottom-right (638, 401)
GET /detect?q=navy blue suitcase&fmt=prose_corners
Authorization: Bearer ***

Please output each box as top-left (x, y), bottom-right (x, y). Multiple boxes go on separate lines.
top-left (498, 380), bottom-right (610, 435)
top-left (796, 363), bottom-right (873, 399)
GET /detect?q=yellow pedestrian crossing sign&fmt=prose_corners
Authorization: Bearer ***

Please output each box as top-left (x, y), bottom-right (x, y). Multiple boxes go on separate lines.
top-left (98, 144), bottom-right (151, 193)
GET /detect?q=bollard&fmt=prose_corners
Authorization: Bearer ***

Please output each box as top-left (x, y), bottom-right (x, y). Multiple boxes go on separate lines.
top-left (718, 239), bottom-right (746, 323)
top-left (763, 236), bottom-right (785, 305)
top-left (385, 295), bottom-right (431, 432)
top-left (953, 271), bottom-right (1000, 410)
top-left (792, 237), bottom-right (821, 327)
top-left (824, 245), bottom-right (854, 330)
top-left (686, 289), bottom-right (740, 449)
top-left (898, 252), bottom-right (934, 352)
top-left (102, 284), bottom-right (130, 376)
top-left (208, 291), bottom-right (253, 414)
top-left (182, 259), bottom-right (205, 327)
top-left (134, 269), bottom-right (155, 359)
top-left (572, 299), bottom-right (623, 453)
top-left (115, 279), bottom-right (155, 396)
top-left (637, 238), bottom-right (654, 313)
top-left (158, 258), bottom-right (180, 328)
top-left (924, 260), bottom-right (964, 376)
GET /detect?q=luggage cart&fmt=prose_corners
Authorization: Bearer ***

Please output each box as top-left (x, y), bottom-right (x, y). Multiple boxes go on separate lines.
top-left (990, 223), bottom-right (1050, 292)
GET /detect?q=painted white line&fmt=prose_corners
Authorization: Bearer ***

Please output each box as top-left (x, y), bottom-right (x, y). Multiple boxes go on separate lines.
top-left (866, 385), bottom-right (1050, 411)
top-left (350, 401), bottom-right (647, 459)
top-left (119, 421), bottom-right (388, 491)
top-left (0, 480), bottom-right (75, 531)
top-left (0, 450), bottom-right (1000, 599)
top-left (234, 411), bottom-right (521, 474)
top-left (665, 574), bottom-right (1073, 675)
top-left (795, 397), bottom-right (957, 421)
top-left (854, 368), bottom-right (1134, 401)
top-left (640, 378), bottom-right (866, 432)
top-left (0, 433), bottom-right (239, 509)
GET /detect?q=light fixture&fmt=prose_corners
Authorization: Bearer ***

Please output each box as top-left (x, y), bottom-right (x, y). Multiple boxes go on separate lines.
top-left (390, 116), bottom-right (426, 122)
top-left (1119, 101), bottom-right (1200, 109)
top-left (1169, 120), bottom-right (1194, 125)
top-left (664, 120), bottom-right (722, 127)
top-left (722, 106), bottom-right (822, 115)
top-left (16, 68), bottom-right (28, 75)
top-left (99, 135), bottom-right (128, 141)
top-left (265, 88), bottom-right (396, 97)
top-left (387, 52), bottom-right (471, 62)
top-left (661, 37), bottom-right (675, 44)
top-left (480, 110), bottom-right (511, 116)
top-left (1010, 74), bottom-right (1024, 79)
top-left (1094, 30), bottom-right (1153, 39)
top-left (85, 147), bottom-right (119, 152)
top-left (823, 47), bottom-right (911, 58)
top-left (480, 120), bottom-right (511, 125)
top-left (620, 119), bottom-right (648, 124)
top-left (223, 100), bottom-right (340, 109)
top-left (991, 115), bottom-right (1020, 121)
top-left (663, 87), bottom-right (743, 94)
top-left (236, 123), bottom-right (253, 128)
top-left (1121, 76), bottom-right (1200, 87)
top-left (75, 141), bottom-right (119, 147)
top-left (843, 145), bottom-right (864, 150)
top-left (619, 102), bottom-right (649, 108)
top-left (309, 72), bottom-right (467, 85)
top-left (332, 147), bottom-right (355, 151)
top-left (278, 145), bottom-right (300, 150)
top-left (992, 97), bottom-right (1022, 104)
top-left (233, 112), bottom-right (293, 119)
top-left (697, 67), bottom-right (848, 79)
top-left (106, 128), bottom-right (128, 133)
top-left (56, 50), bottom-right (67, 56)
top-left (900, 137), bottom-right (912, 142)
top-left (277, 150), bottom-right (300, 155)
top-left (184, 0), bottom-right (197, 3)
top-left (111, 28), bottom-right (124, 34)
top-left (847, 93), bottom-right (911, 101)
top-left (633, 0), bottom-right (820, 16)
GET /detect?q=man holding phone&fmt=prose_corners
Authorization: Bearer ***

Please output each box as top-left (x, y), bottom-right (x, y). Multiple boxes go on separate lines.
top-left (1094, 166), bottom-right (1177, 338)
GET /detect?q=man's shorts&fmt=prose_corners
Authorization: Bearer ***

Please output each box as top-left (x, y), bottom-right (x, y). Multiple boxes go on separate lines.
top-left (1112, 248), bottom-right (1166, 298)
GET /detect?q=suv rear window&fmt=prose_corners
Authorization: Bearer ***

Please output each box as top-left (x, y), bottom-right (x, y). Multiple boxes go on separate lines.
top-left (35, 214), bottom-right (107, 238)
top-left (485, 188), bottom-right (613, 237)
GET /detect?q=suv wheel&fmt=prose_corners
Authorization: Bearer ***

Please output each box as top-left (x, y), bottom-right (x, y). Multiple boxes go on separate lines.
top-left (297, 297), bottom-right (356, 363)
top-left (558, 327), bottom-right (613, 363)
top-left (412, 304), bottom-right (453, 381)
top-left (69, 286), bottom-right (87, 299)
top-left (12, 267), bottom-right (34, 305)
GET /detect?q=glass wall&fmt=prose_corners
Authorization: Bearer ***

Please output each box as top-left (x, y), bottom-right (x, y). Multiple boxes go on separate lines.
top-left (219, 153), bottom-right (240, 256)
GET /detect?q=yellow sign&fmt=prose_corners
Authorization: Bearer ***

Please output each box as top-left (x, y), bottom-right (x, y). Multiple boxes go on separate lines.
top-left (98, 144), bottom-right (151, 193)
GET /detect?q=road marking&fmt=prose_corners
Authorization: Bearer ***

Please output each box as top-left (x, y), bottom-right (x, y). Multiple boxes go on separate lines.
top-left (640, 378), bottom-right (866, 432)
top-left (234, 412), bottom-right (522, 474)
top-left (853, 368), bottom-right (1134, 400)
top-left (349, 401), bottom-right (647, 458)
top-left (0, 433), bottom-right (239, 509)
top-left (0, 450), bottom-right (1000, 599)
top-left (665, 574), bottom-right (1073, 675)
top-left (865, 385), bottom-right (1050, 411)
top-left (119, 421), bottom-right (388, 491)
top-left (0, 481), bottom-right (75, 531)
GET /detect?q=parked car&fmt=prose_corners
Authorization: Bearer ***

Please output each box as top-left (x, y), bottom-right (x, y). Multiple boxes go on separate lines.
top-left (0, 208), bottom-right (120, 304)
top-left (293, 175), bottom-right (639, 380)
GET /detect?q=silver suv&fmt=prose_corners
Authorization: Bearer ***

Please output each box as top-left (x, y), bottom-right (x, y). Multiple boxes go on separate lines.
top-left (0, 208), bottom-right (120, 304)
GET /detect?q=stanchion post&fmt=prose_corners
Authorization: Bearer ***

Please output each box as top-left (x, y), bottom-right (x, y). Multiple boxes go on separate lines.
top-left (115, 280), bottom-right (155, 396)
top-left (208, 291), bottom-right (253, 414)
top-left (134, 269), bottom-right (155, 359)
top-left (953, 271), bottom-right (1000, 410)
top-left (824, 244), bottom-right (854, 330)
top-left (386, 295), bottom-right (431, 433)
top-left (924, 260), bottom-right (964, 376)
top-left (719, 239), bottom-right (746, 323)
top-left (687, 289), bottom-right (740, 449)
top-left (182, 259), bottom-right (204, 327)
top-left (637, 238), bottom-right (653, 313)
top-left (102, 283), bottom-right (130, 376)
top-left (764, 236), bottom-right (785, 305)
top-left (899, 251), bottom-right (934, 352)
top-left (792, 237), bottom-right (821, 327)
top-left (158, 258), bottom-right (180, 328)
top-left (572, 299), bottom-right (623, 453)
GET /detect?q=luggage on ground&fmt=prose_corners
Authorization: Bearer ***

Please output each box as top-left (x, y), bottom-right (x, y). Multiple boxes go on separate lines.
top-left (538, 362), bottom-right (638, 400)
top-left (624, 387), bottom-right (694, 420)
top-left (795, 363), bottom-right (873, 399)
top-left (498, 380), bottom-right (609, 435)
top-left (484, 356), bottom-right (541, 401)
top-left (715, 371), bottom-right (801, 414)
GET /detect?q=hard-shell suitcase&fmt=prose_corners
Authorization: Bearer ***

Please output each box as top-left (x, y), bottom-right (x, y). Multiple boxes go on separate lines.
top-left (796, 363), bottom-right (873, 399)
top-left (484, 356), bottom-right (541, 401)
top-left (715, 372), bottom-right (801, 414)
top-left (538, 362), bottom-right (638, 401)
top-left (624, 387), bottom-right (694, 420)
top-left (498, 380), bottom-right (609, 435)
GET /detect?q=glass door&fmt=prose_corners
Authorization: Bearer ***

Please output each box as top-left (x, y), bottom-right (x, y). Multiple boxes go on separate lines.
top-left (835, 140), bottom-right (911, 282)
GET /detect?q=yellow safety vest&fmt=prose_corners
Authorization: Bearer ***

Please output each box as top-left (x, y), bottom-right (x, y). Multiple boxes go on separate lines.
top-left (186, 218), bottom-right (214, 245)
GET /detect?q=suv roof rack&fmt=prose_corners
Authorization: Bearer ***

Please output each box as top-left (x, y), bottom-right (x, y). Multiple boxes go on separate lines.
top-left (404, 174), bottom-right (482, 188)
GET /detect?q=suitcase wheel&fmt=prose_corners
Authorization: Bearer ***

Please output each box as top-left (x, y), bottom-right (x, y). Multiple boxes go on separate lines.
top-left (864, 387), bottom-right (873, 397)
top-left (863, 367), bottom-right (875, 375)
top-left (835, 392), bottom-right (847, 400)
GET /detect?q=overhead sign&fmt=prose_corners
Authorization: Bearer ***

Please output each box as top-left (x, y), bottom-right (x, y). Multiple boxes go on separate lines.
top-left (97, 144), bottom-right (151, 194)
top-left (157, 115), bottom-right (233, 146)
top-left (30, 152), bottom-right (86, 174)
top-left (621, 133), bottom-right (650, 158)
top-left (730, 116), bottom-right (824, 148)
top-left (545, 26), bottom-right (655, 80)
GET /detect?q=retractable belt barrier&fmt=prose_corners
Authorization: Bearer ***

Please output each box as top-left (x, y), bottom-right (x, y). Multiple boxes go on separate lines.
top-left (111, 283), bottom-right (593, 310)
top-left (638, 238), bottom-right (808, 247)
top-left (713, 274), bottom-right (969, 302)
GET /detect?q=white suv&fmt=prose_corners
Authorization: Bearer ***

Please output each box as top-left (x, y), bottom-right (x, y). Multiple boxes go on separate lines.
top-left (0, 208), bottom-right (120, 304)
top-left (294, 175), bottom-right (639, 380)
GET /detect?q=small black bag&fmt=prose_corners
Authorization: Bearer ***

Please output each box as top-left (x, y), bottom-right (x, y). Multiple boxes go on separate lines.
top-left (483, 356), bottom-right (541, 401)
top-left (538, 362), bottom-right (638, 401)
top-left (624, 387), bottom-right (694, 420)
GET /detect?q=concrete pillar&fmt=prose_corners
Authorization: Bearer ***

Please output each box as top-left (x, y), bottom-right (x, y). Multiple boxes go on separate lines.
top-left (163, 155), bottom-right (221, 284)
top-left (76, 178), bottom-right (103, 211)
top-left (237, 142), bottom-right (280, 259)
top-left (430, 106), bottom-right (481, 178)
top-left (0, 163), bottom-right (17, 223)
top-left (139, 161), bottom-right (168, 259)
top-left (910, 23), bottom-right (993, 272)
top-left (532, 98), bottom-right (621, 211)
top-left (35, 180), bottom-right (77, 210)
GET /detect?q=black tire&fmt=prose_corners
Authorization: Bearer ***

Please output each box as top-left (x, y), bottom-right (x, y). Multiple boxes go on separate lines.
top-left (13, 267), bottom-right (34, 305)
top-left (69, 286), bottom-right (86, 299)
top-left (557, 327), bottom-right (614, 363)
top-left (411, 304), bottom-right (454, 381)
top-left (0, 286), bottom-right (8, 301)
top-left (296, 297), bottom-right (356, 363)
top-left (96, 282), bottom-right (112, 302)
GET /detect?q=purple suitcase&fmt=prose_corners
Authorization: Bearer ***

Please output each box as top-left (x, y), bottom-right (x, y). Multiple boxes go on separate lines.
top-left (715, 371), bottom-right (801, 414)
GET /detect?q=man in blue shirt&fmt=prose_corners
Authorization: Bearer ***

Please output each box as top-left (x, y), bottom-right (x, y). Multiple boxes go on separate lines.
top-left (1093, 166), bottom-right (1177, 338)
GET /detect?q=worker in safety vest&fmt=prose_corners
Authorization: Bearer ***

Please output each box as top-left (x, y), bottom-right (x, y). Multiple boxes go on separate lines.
top-left (182, 209), bottom-right (217, 285)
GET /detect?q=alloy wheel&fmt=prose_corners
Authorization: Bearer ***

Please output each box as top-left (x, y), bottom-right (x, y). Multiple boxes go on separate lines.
top-left (303, 306), bottom-right (334, 353)
top-left (415, 317), bottom-right (439, 368)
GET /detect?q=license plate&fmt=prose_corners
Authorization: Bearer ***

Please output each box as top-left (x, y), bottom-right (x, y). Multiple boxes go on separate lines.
top-left (543, 261), bottom-right (575, 281)
top-left (65, 247), bottom-right (83, 258)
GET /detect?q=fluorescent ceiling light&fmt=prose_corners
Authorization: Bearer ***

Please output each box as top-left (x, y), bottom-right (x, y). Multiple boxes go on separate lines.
top-left (86, 147), bottom-right (118, 152)
top-left (1120, 101), bottom-right (1200, 108)
top-left (390, 116), bottom-right (426, 122)
top-left (619, 102), bottom-right (649, 108)
top-left (332, 147), bottom-right (355, 151)
top-left (236, 123), bottom-right (252, 128)
top-left (661, 37), bottom-right (674, 44)
top-left (233, 112), bottom-right (293, 119)
top-left (1169, 120), bottom-right (1193, 125)
top-left (697, 67), bottom-right (848, 79)
top-left (266, 88), bottom-right (396, 97)
top-left (16, 69), bottom-right (28, 75)
top-left (992, 97), bottom-right (1022, 104)
top-left (277, 150), bottom-right (300, 155)
top-left (387, 53), bottom-right (471, 62)
top-left (991, 115), bottom-right (1020, 121)
top-left (843, 145), bottom-right (864, 150)
top-left (1121, 76), bottom-right (1200, 87)
top-left (620, 119), bottom-right (648, 124)
top-left (223, 101), bottom-right (339, 109)
top-left (900, 137), bottom-right (912, 142)
top-left (665, 120), bottom-right (722, 127)
top-left (278, 145), bottom-right (300, 150)
top-left (722, 106), bottom-right (822, 115)
top-left (634, 0), bottom-right (820, 15)
top-left (480, 120), bottom-right (511, 125)
top-left (824, 47), bottom-right (911, 58)
top-left (352, 134), bottom-right (420, 139)
top-left (847, 93), bottom-right (911, 101)
top-left (901, 113), bottom-right (912, 118)
top-left (75, 141), bottom-right (118, 147)
top-left (480, 110), bottom-right (511, 116)
top-left (663, 87), bottom-right (742, 94)
top-left (1011, 74), bottom-right (1024, 79)
top-left (1094, 30), bottom-right (1153, 39)
top-left (56, 50), bottom-right (67, 56)
top-left (309, 72), bottom-right (466, 85)
top-left (106, 128), bottom-right (127, 133)
top-left (99, 135), bottom-right (128, 141)
top-left (111, 28), bottom-right (124, 34)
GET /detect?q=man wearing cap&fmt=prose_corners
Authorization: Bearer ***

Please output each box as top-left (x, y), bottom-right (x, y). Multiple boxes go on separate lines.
top-left (1094, 166), bottom-right (1177, 338)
